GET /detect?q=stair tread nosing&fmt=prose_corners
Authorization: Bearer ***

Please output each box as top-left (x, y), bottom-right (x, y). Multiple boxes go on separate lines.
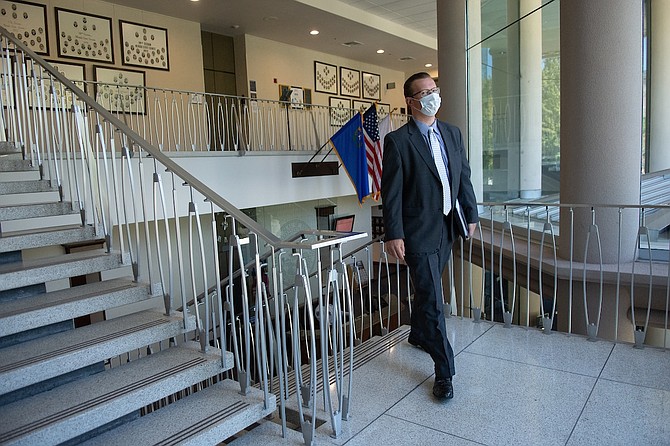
top-left (79, 379), bottom-right (277, 446)
top-left (0, 278), bottom-right (149, 338)
top-left (0, 250), bottom-right (124, 291)
top-left (0, 310), bottom-right (196, 395)
top-left (0, 342), bottom-right (232, 446)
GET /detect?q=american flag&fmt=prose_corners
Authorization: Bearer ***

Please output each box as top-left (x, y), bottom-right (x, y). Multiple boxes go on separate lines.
top-left (363, 105), bottom-right (383, 200)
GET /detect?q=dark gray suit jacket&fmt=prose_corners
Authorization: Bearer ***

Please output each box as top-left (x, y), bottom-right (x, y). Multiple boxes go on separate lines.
top-left (381, 118), bottom-right (478, 254)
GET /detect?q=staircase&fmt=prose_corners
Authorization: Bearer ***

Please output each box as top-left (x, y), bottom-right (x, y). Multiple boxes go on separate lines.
top-left (0, 25), bottom-right (374, 445)
top-left (0, 148), bottom-right (275, 443)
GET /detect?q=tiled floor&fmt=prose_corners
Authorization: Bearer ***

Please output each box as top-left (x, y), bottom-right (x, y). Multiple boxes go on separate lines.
top-left (229, 318), bottom-right (670, 446)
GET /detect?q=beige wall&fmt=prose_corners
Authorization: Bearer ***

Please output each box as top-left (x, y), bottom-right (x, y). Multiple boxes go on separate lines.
top-left (37, 0), bottom-right (204, 92)
top-left (242, 34), bottom-right (407, 111)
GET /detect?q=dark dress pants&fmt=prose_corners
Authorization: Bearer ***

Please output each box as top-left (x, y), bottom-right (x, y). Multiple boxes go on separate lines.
top-left (405, 214), bottom-right (455, 379)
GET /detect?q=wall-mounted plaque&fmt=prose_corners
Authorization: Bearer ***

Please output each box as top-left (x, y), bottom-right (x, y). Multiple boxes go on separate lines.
top-left (340, 67), bottom-right (360, 98)
top-left (362, 71), bottom-right (381, 101)
top-left (56, 8), bottom-right (113, 63)
top-left (329, 96), bottom-right (351, 127)
top-left (29, 60), bottom-right (85, 109)
top-left (94, 66), bottom-right (145, 114)
top-left (314, 61), bottom-right (337, 94)
top-left (0, 0), bottom-right (48, 54)
top-left (353, 100), bottom-right (371, 113)
top-left (120, 20), bottom-right (169, 70)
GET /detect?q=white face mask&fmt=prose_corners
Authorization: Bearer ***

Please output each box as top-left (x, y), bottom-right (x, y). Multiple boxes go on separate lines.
top-left (418, 92), bottom-right (441, 117)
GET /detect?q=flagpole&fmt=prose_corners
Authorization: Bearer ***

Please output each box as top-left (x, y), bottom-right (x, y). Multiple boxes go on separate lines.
top-left (304, 140), bottom-right (331, 164)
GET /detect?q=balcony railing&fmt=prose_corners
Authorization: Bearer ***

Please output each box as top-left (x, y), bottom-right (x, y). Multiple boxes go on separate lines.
top-left (79, 81), bottom-right (409, 153)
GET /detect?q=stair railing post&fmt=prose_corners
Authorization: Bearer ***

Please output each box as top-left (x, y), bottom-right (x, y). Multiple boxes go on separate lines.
top-left (153, 158), bottom-right (173, 314)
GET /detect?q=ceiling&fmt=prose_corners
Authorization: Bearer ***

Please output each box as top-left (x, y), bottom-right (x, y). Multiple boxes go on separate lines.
top-left (104, 0), bottom-right (440, 76)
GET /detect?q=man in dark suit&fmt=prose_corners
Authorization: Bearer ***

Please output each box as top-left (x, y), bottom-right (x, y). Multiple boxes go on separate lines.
top-left (381, 72), bottom-right (478, 400)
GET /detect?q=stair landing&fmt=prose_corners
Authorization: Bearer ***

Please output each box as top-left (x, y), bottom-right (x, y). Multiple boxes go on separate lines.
top-left (227, 319), bottom-right (670, 446)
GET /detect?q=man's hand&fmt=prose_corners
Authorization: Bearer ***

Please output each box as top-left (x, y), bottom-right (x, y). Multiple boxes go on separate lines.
top-left (385, 238), bottom-right (405, 261)
top-left (468, 223), bottom-right (477, 237)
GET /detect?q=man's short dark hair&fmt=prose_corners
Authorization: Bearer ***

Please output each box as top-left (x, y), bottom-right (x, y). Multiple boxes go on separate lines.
top-left (403, 72), bottom-right (434, 98)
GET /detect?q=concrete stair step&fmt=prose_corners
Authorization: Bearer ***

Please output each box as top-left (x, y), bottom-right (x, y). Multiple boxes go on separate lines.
top-left (0, 179), bottom-right (55, 194)
top-left (0, 224), bottom-right (97, 253)
top-left (0, 190), bottom-right (61, 206)
top-left (0, 277), bottom-right (151, 338)
top-left (0, 211), bottom-right (83, 233)
top-left (0, 342), bottom-right (231, 446)
top-left (0, 170), bottom-right (40, 182)
top-left (277, 327), bottom-right (405, 400)
top-left (80, 379), bottom-right (276, 446)
top-left (0, 201), bottom-right (75, 221)
top-left (0, 159), bottom-right (35, 172)
top-left (0, 142), bottom-right (22, 155)
top-left (0, 201), bottom-right (82, 234)
top-left (0, 249), bottom-right (124, 292)
top-left (0, 310), bottom-right (196, 396)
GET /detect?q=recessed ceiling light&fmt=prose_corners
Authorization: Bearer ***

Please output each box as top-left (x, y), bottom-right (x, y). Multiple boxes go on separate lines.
top-left (310, 30), bottom-right (319, 35)
top-left (190, 0), bottom-right (199, 2)
top-left (425, 63), bottom-right (433, 68)
top-left (376, 49), bottom-right (385, 54)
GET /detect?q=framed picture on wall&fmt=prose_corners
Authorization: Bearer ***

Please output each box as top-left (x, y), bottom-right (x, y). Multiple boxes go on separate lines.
top-left (0, 0), bottom-right (48, 54)
top-left (329, 96), bottom-right (351, 127)
top-left (94, 66), bottom-right (146, 114)
top-left (352, 99), bottom-right (371, 113)
top-left (28, 60), bottom-right (85, 109)
top-left (339, 67), bottom-right (360, 98)
top-left (377, 102), bottom-right (391, 117)
top-left (280, 84), bottom-right (312, 109)
top-left (362, 71), bottom-right (381, 101)
top-left (120, 20), bottom-right (169, 70)
top-left (314, 61), bottom-right (337, 94)
top-left (278, 84), bottom-right (291, 102)
top-left (56, 8), bottom-right (114, 63)
top-left (290, 86), bottom-right (303, 109)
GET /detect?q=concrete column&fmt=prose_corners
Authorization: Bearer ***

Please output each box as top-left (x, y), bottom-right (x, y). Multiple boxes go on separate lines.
top-left (467, 0), bottom-right (484, 203)
top-left (559, 0), bottom-right (642, 263)
top-left (436, 1), bottom-right (467, 138)
top-left (519, 0), bottom-right (543, 199)
top-left (648, 0), bottom-right (670, 172)
top-left (437, 1), bottom-right (483, 202)
top-left (506, 0), bottom-right (521, 198)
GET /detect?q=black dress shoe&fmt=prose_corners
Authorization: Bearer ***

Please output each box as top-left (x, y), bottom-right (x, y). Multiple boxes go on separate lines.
top-left (408, 337), bottom-right (425, 350)
top-left (433, 378), bottom-right (454, 400)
